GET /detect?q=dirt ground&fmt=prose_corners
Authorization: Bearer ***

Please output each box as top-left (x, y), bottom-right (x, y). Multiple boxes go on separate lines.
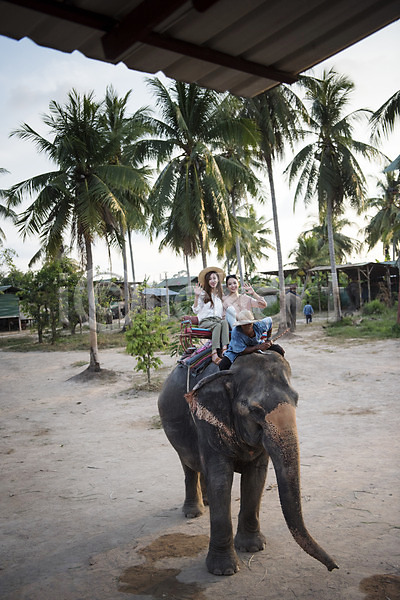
top-left (1, 322), bottom-right (399, 600)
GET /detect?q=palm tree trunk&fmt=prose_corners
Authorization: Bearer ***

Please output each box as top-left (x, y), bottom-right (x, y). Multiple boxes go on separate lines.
top-left (199, 232), bottom-right (207, 268)
top-left (185, 253), bottom-right (192, 295)
top-left (326, 197), bottom-right (342, 321)
top-left (225, 255), bottom-right (231, 274)
top-left (121, 227), bottom-right (131, 329)
top-left (85, 238), bottom-right (101, 372)
top-left (266, 157), bottom-right (287, 332)
top-left (127, 226), bottom-right (136, 289)
top-left (231, 193), bottom-right (244, 287)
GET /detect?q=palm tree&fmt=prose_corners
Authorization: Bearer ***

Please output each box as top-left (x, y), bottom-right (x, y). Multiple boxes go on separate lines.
top-left (244, 85), bottom-right (306, 332)
top-left (219, 205), bottom-right (274, 278)
top-left (369, 89), bottom-right (400, 324)
top-left (305, 213), bottom-right (362, 264)
top-left (143, 79), bottom-right (257, 271)
top-left (364, 172), bottom-right (400, 260)
top-left (286, 69), bottom-right (380, 321)
top-left (5, 90), bottom-right (146, 371)
top-left (288, 232), bottom-right (328, 293)
top-left (103, 86), bottom-right (151, 326)
top-left (0, 168), bottom-right (16, 243)
top-left (213, 94), bottom-right (261, 284)
top-left (370, 89), bottom-right (400, 143)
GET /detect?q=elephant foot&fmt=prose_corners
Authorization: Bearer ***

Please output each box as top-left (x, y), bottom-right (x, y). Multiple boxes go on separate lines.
top-left (182, 501), bottom-right (204, 518)
top-left (234, 530), bottom-right (266, 553)
top-left (206, 547), bottom-right (239, 576)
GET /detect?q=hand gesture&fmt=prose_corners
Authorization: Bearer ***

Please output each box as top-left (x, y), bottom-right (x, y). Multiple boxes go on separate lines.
top-left (194, 283), bottom-right (203, 296)
top-left (243, 282), bottom-right (255, 295)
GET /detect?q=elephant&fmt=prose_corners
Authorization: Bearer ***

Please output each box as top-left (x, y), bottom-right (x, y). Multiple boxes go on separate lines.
top-left (158, 351), bottom-right (338, 576)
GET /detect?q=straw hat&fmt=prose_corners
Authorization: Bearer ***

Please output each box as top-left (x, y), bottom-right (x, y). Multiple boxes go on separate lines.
top-left (198, 266), bottom-right (225, 287)
top-left (233, 309), bottom-right (257, 326)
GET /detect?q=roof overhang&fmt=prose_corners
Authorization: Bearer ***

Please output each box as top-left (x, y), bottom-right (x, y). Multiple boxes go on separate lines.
top-left (1, 0), bottom-right (399, 97)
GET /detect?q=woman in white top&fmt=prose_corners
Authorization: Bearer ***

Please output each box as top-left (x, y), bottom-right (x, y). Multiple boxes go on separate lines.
top-left (223, 273), bottom-right (267, 328)
top-left (193, 266), bottom-right (230, 365)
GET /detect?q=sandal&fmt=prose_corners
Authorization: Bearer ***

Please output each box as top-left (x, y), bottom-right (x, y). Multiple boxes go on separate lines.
top-left (212, 351), bottom-right (221, 365)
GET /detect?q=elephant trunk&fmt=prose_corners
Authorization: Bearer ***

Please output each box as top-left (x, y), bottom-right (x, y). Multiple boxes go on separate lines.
top-left (260, 402), bottom-right (338, 571)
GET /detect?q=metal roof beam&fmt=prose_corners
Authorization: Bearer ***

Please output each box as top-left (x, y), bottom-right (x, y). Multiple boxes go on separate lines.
top-left (101, 0), bottom-right (222, 61)
top-left (144, 32), bottom-right (298, 85)
top-left (101, 0), bottom-right (189, 60)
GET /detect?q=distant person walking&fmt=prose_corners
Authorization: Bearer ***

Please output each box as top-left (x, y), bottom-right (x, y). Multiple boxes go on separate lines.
top-left (303, 303), bottom-right (314, 324)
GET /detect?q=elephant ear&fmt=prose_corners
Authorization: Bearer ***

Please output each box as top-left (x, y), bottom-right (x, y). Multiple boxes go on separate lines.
top-left (185, 371), bottom-right (235, 440)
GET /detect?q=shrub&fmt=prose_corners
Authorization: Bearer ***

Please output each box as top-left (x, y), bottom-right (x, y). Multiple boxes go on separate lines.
top-left (125, 308), bottom-right (169, 385)
top-left (362, 299), bottom-right (386, 315)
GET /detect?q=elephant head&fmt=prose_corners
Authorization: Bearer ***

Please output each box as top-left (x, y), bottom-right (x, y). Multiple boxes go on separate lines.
top-left (185, 351), bottom-right (338, 572)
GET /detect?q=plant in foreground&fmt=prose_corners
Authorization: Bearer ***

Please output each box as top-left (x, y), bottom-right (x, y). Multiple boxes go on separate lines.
top-left (125, 307), bottom-right (169, 385)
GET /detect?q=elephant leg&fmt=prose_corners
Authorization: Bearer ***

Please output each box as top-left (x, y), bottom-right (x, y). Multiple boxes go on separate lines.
top-left (181, 462), bottom-right (204, 518)
top-left (205, 460), bottom-right (239, 576)
top-left (235, 455), bottom-right (268, 552)
top-left (200, 473), bottom-right (208, 506)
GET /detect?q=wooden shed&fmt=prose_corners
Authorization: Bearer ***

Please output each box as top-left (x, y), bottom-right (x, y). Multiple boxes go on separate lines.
top-left (0, 285), bottom-right (23, 331)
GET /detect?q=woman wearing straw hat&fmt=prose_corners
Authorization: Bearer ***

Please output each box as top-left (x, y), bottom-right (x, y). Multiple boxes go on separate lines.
top-left (193, 266), bottom-right (229, 365)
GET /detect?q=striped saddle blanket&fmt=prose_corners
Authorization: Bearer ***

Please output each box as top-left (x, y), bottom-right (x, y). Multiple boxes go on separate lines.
top-left (178, 340), bottom-right (212, 376)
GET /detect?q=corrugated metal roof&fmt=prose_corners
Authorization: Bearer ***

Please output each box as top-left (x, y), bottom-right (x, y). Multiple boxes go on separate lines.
top-left (142, 287), bottom-right (178, 296)
top-left (1, 0), bottom-right (399, 97)
top-left (0, 293), bottom-right (20, 318)
top-left (309, 261), bottom-right (399, 272)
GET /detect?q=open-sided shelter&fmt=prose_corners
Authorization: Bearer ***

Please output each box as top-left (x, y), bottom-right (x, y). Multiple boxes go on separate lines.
top-left (0, 1), bottom-right (399, 98)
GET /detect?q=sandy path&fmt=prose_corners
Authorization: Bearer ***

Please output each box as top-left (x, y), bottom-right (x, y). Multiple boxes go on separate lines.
top-left (0, 325), bottom-right (399, 599)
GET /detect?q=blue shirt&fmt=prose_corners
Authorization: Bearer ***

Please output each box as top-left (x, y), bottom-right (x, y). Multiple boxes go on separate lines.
top-left (224, 318), bottom-right (272, 364)
top-left (303, 304), bottom-right (314, 315)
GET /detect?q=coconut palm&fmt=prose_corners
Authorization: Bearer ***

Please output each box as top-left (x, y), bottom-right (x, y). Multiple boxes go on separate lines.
top-left (5, 90), bottom-right (147, 371)
top-left (103, 86), bottom-right (152, 325)
top-left (286, 69), bottom-right (380, 321)
top-left (288, 232), bottom-right (328, 291)
top-left (219, 204), bottom-right (274, 278)
top-left (0, 168), bottom-right (17, 243)
top-left (143, 79), bottom-right (257, 271)
top-left (370, 89), bottom-right (400, 143)
top-left (369, 89), bottom-right (400, 323)
top-left (243, 85), bottom-right (306, 332)
top-left (213, 94), bottom-right (261, 284)
top-left (304, 213), bottom-right (362, 264)
top-left (364, 172), bottom-right (400, 260)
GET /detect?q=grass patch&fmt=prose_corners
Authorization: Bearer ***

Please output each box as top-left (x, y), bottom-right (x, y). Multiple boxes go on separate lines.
top-left (71, 360), bottom-right (89, 367)
top-left (325, 307), bottom-right (400, 340)
top-left (0, 329), bottom-right (127, 352)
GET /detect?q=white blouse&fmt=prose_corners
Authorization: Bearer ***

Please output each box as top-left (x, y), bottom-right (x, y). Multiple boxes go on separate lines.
top-left (192, 291), bottom-right (224, 322)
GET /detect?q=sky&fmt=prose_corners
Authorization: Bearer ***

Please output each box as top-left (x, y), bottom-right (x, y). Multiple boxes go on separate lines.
top-left (0, 19), bottom-right (399, 283)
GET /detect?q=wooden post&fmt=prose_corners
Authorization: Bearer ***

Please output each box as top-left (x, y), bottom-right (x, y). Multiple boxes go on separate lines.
top-left (165, 272), bottom-right (170, 318)
top-left (386, 266), bottom-right (392, 304)
top-left (357, 268), bottom-right (362, 308)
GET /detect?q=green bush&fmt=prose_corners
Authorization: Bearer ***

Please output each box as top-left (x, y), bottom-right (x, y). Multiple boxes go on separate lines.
top-left (125, 308), bottom-right (169, 385)
top-left (362, 299), bottom-right (386, 315)
top-left (391, 323), bottom-right (400, 337)
top-left (304, 285), bottom-right (328, 311)
top-left (262, 299), bottom-right (280, 316)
